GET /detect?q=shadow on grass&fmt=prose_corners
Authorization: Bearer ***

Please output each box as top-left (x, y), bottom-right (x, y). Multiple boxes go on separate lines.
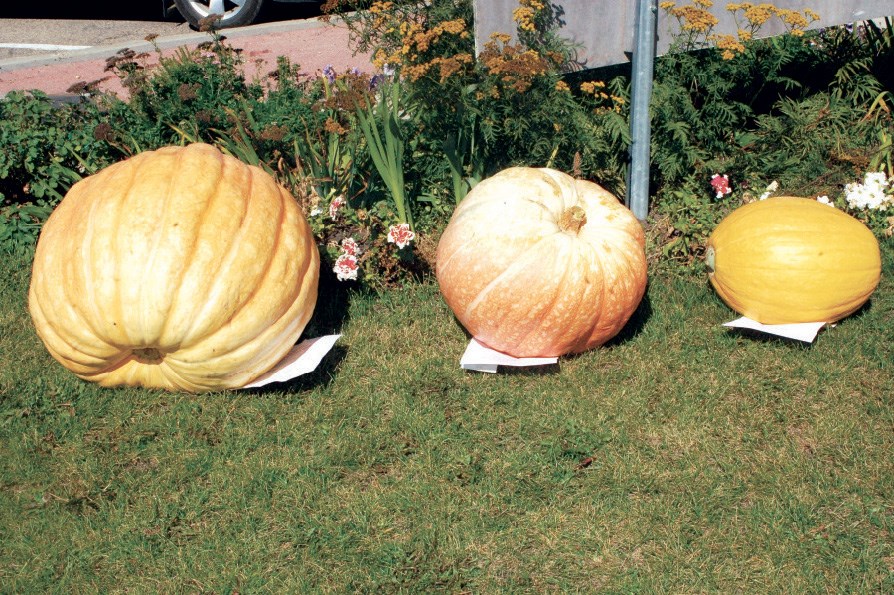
top-left (604, 283), bottom-right (654, 348)
top-left (303, 268), bottom-right (356, 338)
top-left (240, 269), bottom-right (357, 395)
top-left (441, 281), bottom-right (655, 373)
top-left (241, 343), bottom-right (349, 396)
top-left (719, 295), bottom-right (877, 348)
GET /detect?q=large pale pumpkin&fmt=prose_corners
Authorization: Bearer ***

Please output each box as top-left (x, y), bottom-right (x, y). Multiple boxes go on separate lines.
top-left (705, 196), bottom-right (881, 324)
top-left (436, 167), bottom-right (647, 358)
top-left (28, 143), bottom-right (320, 392)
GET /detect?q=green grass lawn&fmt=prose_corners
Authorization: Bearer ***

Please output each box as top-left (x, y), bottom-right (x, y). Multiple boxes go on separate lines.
top-left (1, 245), bottom-right (892, 593)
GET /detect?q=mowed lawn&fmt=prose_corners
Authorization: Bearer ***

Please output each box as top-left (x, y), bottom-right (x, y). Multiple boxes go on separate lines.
top-left (1, 245), bottom-right (892, 592)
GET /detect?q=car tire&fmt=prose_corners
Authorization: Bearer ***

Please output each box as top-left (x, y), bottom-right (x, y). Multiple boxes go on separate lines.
top-left (174, 0), bottom-right (266, 29)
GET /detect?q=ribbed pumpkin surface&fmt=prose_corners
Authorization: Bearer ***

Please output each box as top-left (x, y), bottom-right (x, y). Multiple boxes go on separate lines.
top-left (706, 196), bottom-right (881, 324)
top-left (436, 167), bottom-right (647, 358)
top-left (28, 143), bottom-right (319, 392)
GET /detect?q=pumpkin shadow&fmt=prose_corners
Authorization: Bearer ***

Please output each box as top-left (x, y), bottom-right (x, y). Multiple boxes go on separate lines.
top-left (302, 268), bottom-right (356, 337)
top-left (720, 296), bottom-right (875, 347)
top-left (722, 328), bottom-right (818, 347)
top-left (240, 269), bottom-right (356, 395)
top-left (602, 284), bottom-right (653, 348)
top-left (444, 288), bottom-right (653, 373)
top-left (444, 315), bottom-right (562, 375)
top-left (240, 343), bottom-right (349, 396)
top-left (491, 363), bottom-right (561, 376)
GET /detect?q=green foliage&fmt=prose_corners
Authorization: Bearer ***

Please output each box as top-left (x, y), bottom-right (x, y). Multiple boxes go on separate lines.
top-left (2, 0), bottom-right (893, 278)
top-left (0, 91), bottom-right (130, 255)
top-left (105, 34), bottom-right (262, 146)
top-left (648, 179), bottom-right (730, 272)
top-left (0, 92), bottom-right (87, 203)
top-left (353, 77), bottom-right (412, 227)
top-left (327, 0), bottom-right (616, 198)
top-left (629, 4), bottom-right (894, 259)
top-left (736, 94), bottom-right (874, 190)
top-left (0, 200), bottom-right (55, 258)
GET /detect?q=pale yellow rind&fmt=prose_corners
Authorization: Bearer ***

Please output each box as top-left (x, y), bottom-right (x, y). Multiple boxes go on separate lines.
top-left (436, 167), bottom-right (647, 357)
top-left (28, 143), bottom-right (320, 392)
top-left (707, 196), bottom-right (881, 324)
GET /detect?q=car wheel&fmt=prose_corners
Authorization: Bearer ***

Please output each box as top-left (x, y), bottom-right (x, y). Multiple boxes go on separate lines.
top-left (174, 0), bottom-right (266, 28)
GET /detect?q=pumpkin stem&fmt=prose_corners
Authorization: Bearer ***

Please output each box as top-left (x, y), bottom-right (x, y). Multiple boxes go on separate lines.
top-left (133, 347), bottom-right (164, 364)
top-left (558, 206), bottom-right (587, 235)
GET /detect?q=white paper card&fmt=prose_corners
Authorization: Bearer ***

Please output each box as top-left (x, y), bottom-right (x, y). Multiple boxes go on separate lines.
top-left (460, 338), bottom-right (558, 373)
top-left (723, 317), bottom-right (827, 343)
top-left (242, 334), bottom-right (341, 388)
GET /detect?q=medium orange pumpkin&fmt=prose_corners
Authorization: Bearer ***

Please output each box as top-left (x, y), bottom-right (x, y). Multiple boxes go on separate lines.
top-left (706, 196), bottom-right (881, 324)
top-left (436, 167), bottom-right (647, 357)
top-left (28, 143), bottom-right (320, 392)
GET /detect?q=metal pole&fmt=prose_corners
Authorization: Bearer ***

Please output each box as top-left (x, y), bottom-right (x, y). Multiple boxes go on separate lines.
top-left (627, 0), bottom-right (658, 221)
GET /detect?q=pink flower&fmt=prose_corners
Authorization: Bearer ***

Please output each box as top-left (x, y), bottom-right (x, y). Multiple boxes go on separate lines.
top-left (340, 237), bottom-right (360, 256)
top-left (387, 223), bottom-right (415, 249)
top-left (333, 253), bottom-right (358, 281)
top-left (329, 195), bottom-right (346, 219)
top-left (710, 174), bottom-right (732, 199)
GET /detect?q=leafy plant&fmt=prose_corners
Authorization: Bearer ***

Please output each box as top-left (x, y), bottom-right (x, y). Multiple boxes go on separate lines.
top-left (353, 76), bottom-right (413, 227)
top-left (105, 33), bottom-right (262, 146)
top-left (0, 200), bottom-right (55, 257)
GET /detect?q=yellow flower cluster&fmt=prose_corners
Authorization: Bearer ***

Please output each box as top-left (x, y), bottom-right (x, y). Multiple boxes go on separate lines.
top-left (727, 3), bottom-right (819, 37)
top-left (578, 79), bottom-right (625, 113)
top-left (367, 1), bottom-right (394, 14)
top-left (513, 7), bottom-right (537, 32)
top-left (709, 33), bottom-right (746, 59)
top-left (579, 80), bottom-right (606, 94)
top-left (512, 0), bottom-right (546, 33)
top-left (404, 53), bottom-right (474, 83)
top-left (663, 2), bottom-right (821, 57)
top-left (370, 16), bottom-right (470, 81)
top-left (479, 40), bottom-right (551, 93)
top-left (669, 4), bottom-right (720, 33)
top-left (776, 7), bottom-right (819, 34)
top-left (733, 3), bottom-right (776, 27)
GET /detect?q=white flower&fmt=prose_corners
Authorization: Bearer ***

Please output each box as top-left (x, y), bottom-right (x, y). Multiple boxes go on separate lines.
top-left (329, 195), bottom-right (347, 219)
top-left (844, 171), bottom-right (893, 211)
top-left (865, 171), bottom-right (890, 188)
top-left (387, 223), bottom-right (415, 249)
top-left (759, 180), bottom-right (779, 200)
top-left (340, 237), bottom-right (360, 256)
top-left (309, 207), bottom-right (322, 217)
top-left (333, 253), bottom-right (358, 281)
top-left (816, 195), bottom-right (834, 207)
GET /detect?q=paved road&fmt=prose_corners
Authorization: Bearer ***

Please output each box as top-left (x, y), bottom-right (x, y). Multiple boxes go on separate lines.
top-left (0, 6), bottom-right (372, 101)
top-left (0, 19), bottom-right (189, 62)
top-left (0, 3), bottom-right (326, 61)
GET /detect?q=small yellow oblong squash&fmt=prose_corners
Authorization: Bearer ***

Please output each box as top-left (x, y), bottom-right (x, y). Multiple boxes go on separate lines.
top-left (705, 196), bottom-right (881, 324)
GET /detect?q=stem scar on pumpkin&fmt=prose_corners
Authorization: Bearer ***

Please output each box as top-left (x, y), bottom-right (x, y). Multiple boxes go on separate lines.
top-left (558, 205), bottom-right (587, 235)
top-left (133, 347), bottom-right (164, 364)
